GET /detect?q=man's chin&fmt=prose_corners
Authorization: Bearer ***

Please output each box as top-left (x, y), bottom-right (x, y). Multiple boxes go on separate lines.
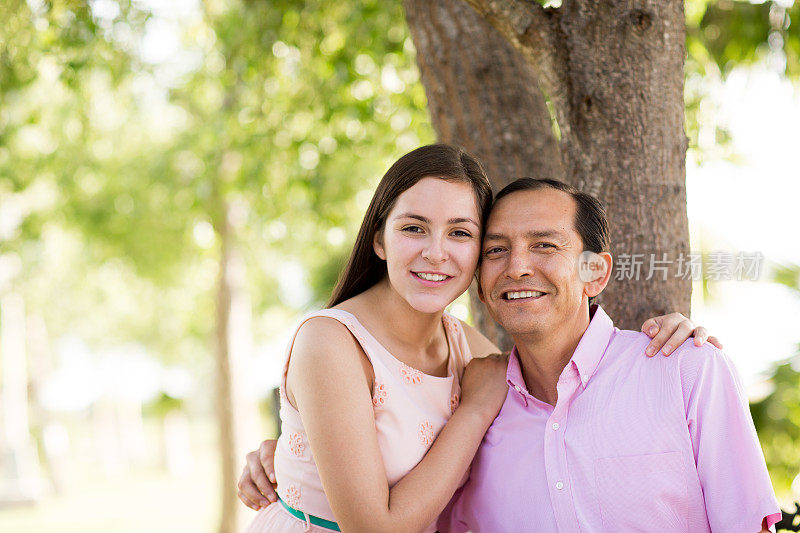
top-left (495, 313), bottom-right (551, 337)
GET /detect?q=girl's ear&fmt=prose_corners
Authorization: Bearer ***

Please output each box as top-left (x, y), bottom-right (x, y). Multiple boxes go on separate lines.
top-left (373, 228), bottom-right (386, 260)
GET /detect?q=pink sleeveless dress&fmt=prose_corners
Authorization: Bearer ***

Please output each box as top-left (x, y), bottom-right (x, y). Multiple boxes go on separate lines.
top-left (246, 309), bottom-right (473, 533)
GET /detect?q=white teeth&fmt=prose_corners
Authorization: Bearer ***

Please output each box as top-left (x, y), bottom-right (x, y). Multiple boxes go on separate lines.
top-left (505, 291), bottom-right (544, 300)
top-left (416, 272), bottom-right (448, 282)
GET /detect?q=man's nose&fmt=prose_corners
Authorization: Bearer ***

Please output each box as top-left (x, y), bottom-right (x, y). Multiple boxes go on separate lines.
top-left (505, 250), bottom-right (533, 279)
top-left (422, 236), bottom-right (448, 263)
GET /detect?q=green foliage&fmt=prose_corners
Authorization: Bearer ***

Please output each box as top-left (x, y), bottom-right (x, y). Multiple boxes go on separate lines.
top-left (690, 0), bottom-right (800, 77)
top-left (164, 0), bottom-right (434, 312)
top-left (685, 0), bottom-right (800, 161)
top-left (751, 359), bottom-right (800, 496)
top-left (1, 0), bottom-right (433, 367)
top-left (144, 392), bottom-right (186, 417)
top-left (773, 264), bottom-right (800, 296)
top-left (748, 263), bottom-right (800, 497)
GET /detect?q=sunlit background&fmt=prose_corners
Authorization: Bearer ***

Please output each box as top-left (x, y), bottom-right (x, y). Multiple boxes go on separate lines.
top-left (1, 0), bottom-right (799, 531)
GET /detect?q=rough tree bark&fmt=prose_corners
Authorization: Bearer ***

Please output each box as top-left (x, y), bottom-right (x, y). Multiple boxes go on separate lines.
top-left (405, 0), bottom-right (691, 331)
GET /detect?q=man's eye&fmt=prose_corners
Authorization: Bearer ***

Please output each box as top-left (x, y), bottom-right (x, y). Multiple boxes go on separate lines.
top-left (484, 247), bottom-right (504, 255)
top-left (536, 243), bottom-right (556, 249)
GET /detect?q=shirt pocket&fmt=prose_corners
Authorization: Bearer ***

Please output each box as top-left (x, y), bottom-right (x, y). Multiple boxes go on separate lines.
top-left (594, 451), bottom-right (688, 532)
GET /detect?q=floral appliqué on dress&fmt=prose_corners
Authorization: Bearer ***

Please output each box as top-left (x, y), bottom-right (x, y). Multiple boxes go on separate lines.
top-left (450, 393), bottom-right (460, 415)
top-left (372, 379), bottom-right (388, 407)
top-left (418, 420), bottom-right (435, 446)
top-left (285, 484), bottom-right (301, 508)
top-left (287, 432), bottom-right (305, 457)
top-left (400, 362), bottom-right (424, 385)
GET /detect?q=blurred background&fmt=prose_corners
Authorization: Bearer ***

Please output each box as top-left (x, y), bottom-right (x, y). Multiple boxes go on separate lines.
top-left (1, 0), bottom-right (799, 531)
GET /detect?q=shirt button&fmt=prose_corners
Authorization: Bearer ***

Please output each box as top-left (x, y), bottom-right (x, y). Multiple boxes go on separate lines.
top-left (552, 422), bottom-right (560, 430)
top-left (556, 481), bottom-right (564, 490)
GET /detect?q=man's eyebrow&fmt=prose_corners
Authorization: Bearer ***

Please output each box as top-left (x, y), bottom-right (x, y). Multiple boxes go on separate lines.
top-left (525, 229), bottom-right (568, 240)
top-left (483, 232), bottom-right (506, 241)
top-left (483, 229), bottom-right (568, 241)
top-left (395, 213), bottom-right (480, 227)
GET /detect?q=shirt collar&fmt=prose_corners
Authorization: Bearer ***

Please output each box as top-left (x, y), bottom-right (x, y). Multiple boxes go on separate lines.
top-left (570, 305), bottom-right (615, 387)
top-left (505, 346), bottom-right (529, 406)
top-left (505, 305), bottom-right (616, 395)
top-left (506, 345), bottom-right (525, 389)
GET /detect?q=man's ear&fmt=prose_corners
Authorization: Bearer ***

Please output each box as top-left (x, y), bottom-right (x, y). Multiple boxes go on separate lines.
top-left (373, 228), bottom-right (386, 260)
top-left (584, 252), bottom-right (613, 298)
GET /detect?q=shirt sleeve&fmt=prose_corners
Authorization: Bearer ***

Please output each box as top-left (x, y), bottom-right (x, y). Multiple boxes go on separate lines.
top-left (437, 484), bottom-right (471, 533)
top-left (680, 344), bottom-right (782, 532)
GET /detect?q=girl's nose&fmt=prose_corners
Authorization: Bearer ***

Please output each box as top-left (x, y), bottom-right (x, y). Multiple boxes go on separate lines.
top-left (422, 238), bottom-right (448, 263)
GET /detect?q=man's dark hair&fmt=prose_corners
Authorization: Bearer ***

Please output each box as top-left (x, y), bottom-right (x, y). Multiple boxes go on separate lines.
top-left (492, 178), bottom-right (610, 254)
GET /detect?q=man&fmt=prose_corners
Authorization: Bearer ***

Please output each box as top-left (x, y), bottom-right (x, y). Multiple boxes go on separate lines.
top-left (439, 178), bottom-right (781, 532)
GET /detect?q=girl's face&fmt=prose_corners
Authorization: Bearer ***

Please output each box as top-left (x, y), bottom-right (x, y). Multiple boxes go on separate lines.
top-left (374, 177), bottom-right (482, 314)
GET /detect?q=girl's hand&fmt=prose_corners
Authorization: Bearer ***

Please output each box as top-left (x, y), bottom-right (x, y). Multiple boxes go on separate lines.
top-left (459, 353), bottom-right (510, 423)
top-left (237, 439), bottom-right (278, 511)
top-left (640, 312), bottom-right (723, 357)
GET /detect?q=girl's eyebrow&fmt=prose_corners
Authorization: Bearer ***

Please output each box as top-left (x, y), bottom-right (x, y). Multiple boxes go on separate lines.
top-left (394, 213), bottom-right (479, 227)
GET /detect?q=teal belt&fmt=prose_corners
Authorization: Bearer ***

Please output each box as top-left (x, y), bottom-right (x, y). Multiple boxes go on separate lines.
top-left (279, 497), bottom-right (341, 531)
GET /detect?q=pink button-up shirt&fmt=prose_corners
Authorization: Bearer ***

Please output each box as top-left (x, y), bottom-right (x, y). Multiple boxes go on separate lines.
top-left (440, 306), bottom-right (781, 532)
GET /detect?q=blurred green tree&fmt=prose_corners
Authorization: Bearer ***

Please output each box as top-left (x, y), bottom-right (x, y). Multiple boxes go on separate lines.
top-left (751, 358), bottom-right (800, 498)
top-left (3, 0), bottom-right (432, 530)
top-left (751, 264), bottom-right (800, 497)
top-left (160, 1), bottom-right (432, 528)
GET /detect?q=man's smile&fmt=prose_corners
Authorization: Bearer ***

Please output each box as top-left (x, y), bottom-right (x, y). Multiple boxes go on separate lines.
top-left (501, 289), bottom-right (547, 301)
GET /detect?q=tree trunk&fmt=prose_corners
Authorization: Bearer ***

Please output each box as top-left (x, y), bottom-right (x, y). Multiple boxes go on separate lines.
top-left (0, 293), bottom-right (42, 504)
top-left (213, 193), bottom-right (261, 532)
top-left (214, 201), bottom-right (241, 533)
top-left (408, 0), bottom-right (691, 331)
top-left (405, 0), bottom-right (564, 349)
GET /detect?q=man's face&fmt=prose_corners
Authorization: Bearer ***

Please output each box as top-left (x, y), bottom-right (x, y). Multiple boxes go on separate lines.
top-left (478, 188), bottom-right (591, 337)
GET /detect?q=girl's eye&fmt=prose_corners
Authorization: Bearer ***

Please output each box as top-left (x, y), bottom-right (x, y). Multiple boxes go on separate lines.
top-left (451, 230), bottom-right (473, 238)
top-left (402, 226), bottom-right (424, 234)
